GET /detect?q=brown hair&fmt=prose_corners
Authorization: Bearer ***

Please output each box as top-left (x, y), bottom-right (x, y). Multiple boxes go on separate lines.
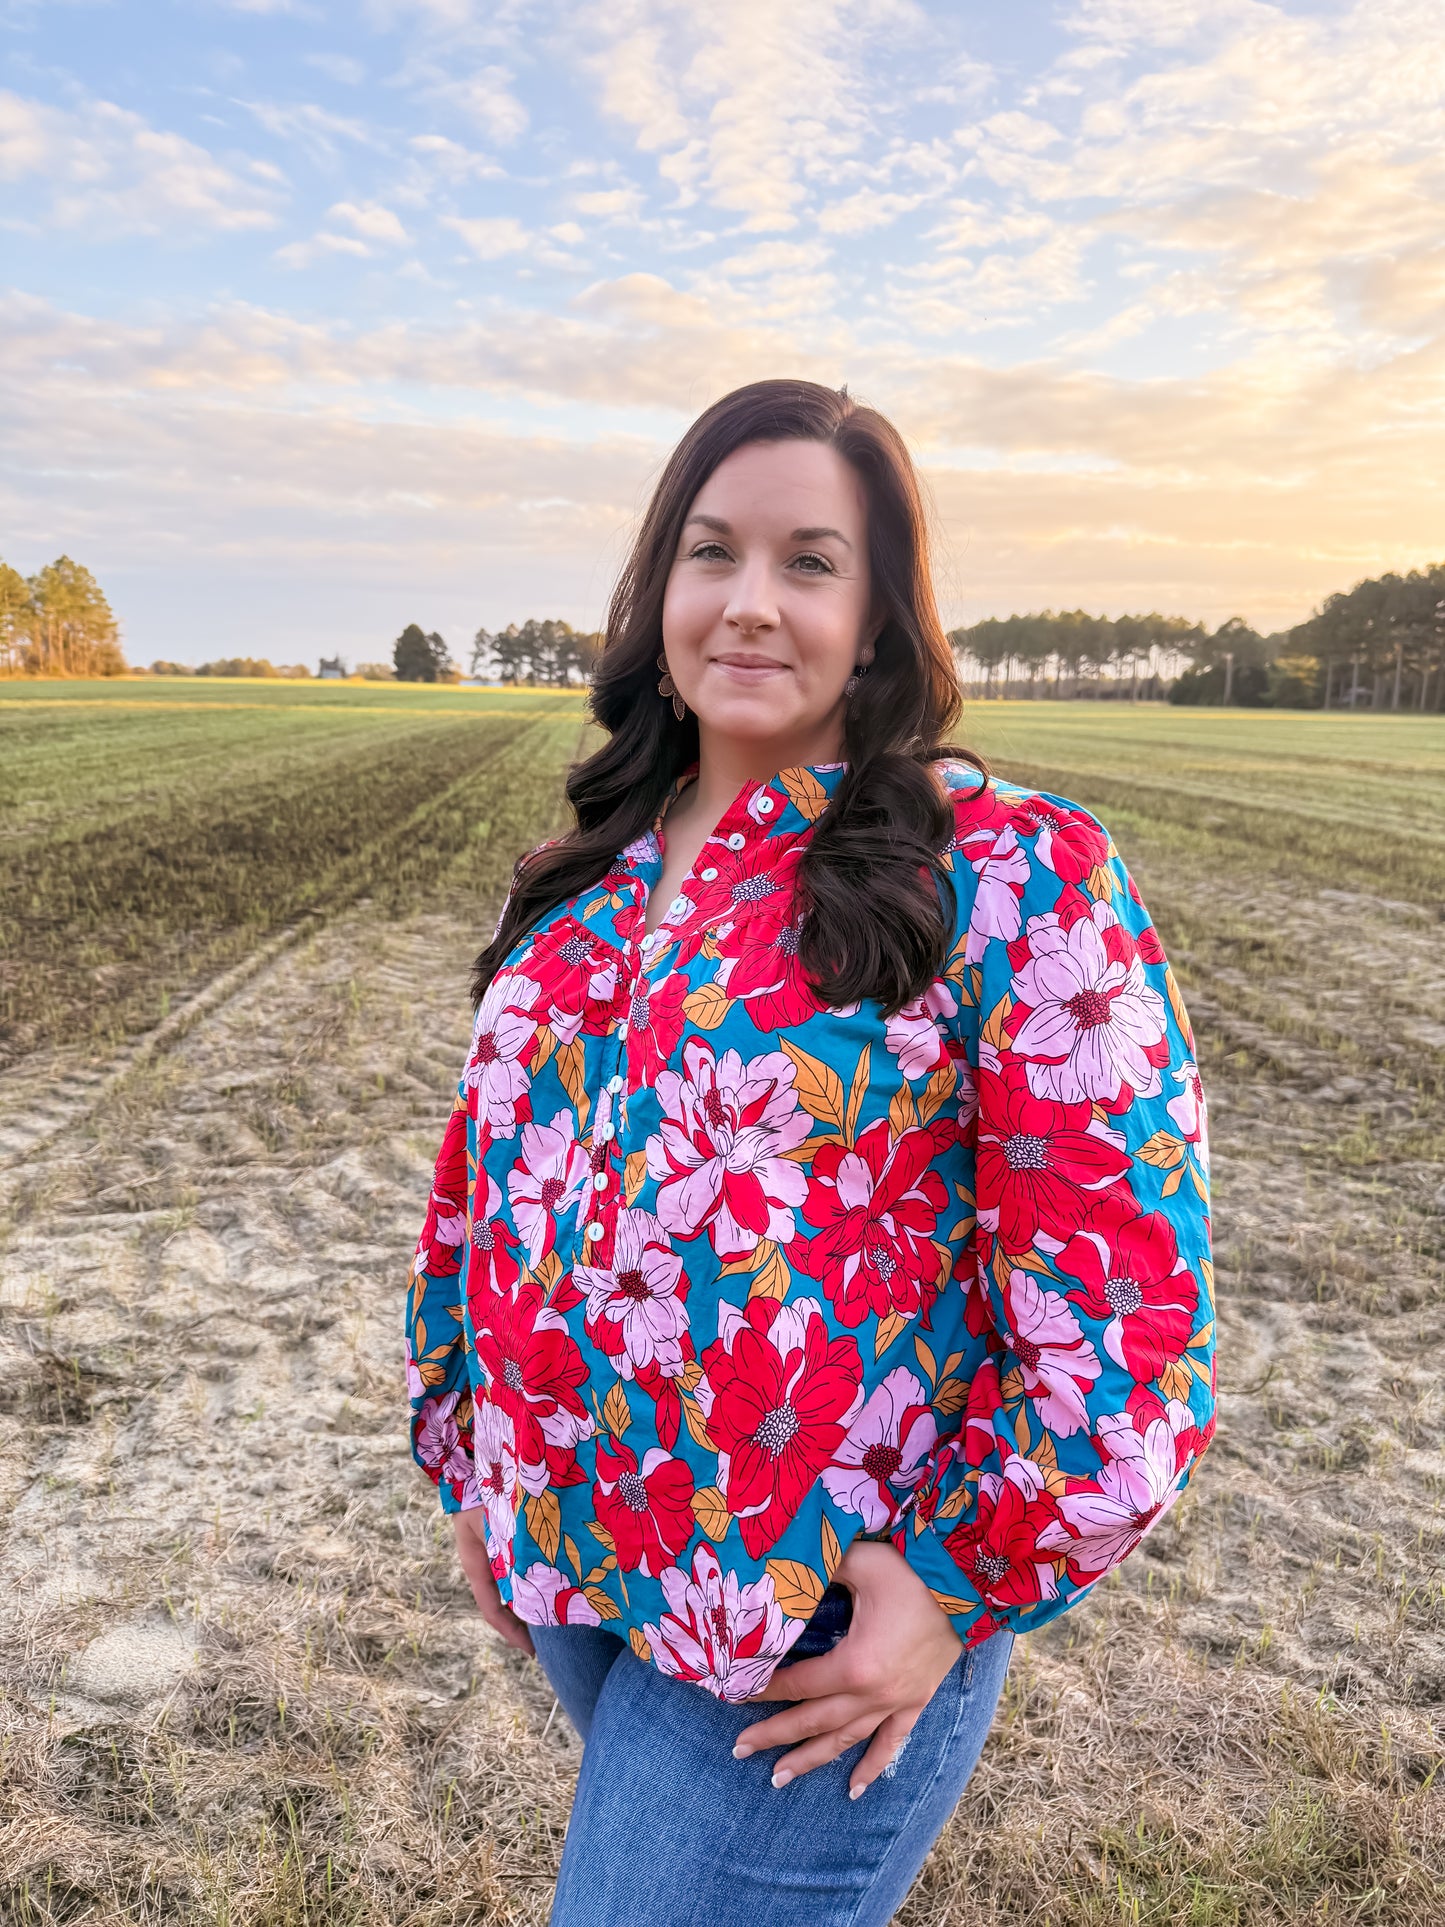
top-left (472, 378), bottom-right (986, 1016)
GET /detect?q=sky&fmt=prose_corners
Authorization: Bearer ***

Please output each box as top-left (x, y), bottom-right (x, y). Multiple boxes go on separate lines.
top-left (2, 0), bottom-right (1443, 666)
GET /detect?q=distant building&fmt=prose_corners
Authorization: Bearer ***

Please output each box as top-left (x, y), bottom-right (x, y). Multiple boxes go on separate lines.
top-left (318, 655), bottom-right (346, 679)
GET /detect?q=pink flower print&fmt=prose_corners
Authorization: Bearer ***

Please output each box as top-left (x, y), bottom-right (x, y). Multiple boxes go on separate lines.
top-left (464, 970), bottom-right (539, 1139)
top-left (507, 1111), bottom-right (589, 1268)
top-left (646, 1037), bottom-right (810, 1259)
top-left (1001, 1268), bottom-right (1101, 1437)
top-left (822, 1366), bottom-right (938, 1530)
top-left (472, 1397), bottom-right (519, 1568)
top-left (441, 1441), bottom-right (481, 1511)
top-left (578, 1208), bottom-right (690, 1380)
top-left (1043, 1395), bottom-right (1198, 1578)
top-left (622, 830), bottom-right (660, 869)
top-left (414, 1389), bottom-right (461, 1472)
top-left (885, 979), bottom-right (957, 1080)
top-left (1009, 909), bottom-right (1167, 1106)
top-left (404, 1338), bottom-right (424, 1403)
top-left (510, 1561), bottom-right (604, 1627)
top-left (643, 1542), bottom-right (804, 1702)
top-left (1166, 1058), bottom-right (1210, 1172)
top-left (958, 822), bottom-right (1031, 962)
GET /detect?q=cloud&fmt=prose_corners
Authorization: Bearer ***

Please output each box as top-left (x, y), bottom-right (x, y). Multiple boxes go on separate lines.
top-left (443, 213), bottom-right (531, 258)
top-left (328, 199), bottom-right (409, 244)
top-left (0, 89), bottom-right (282, 234)
top-left (238, 98), bottom-right (378, 163)
top-left (305, 53), bottom-right (367, 85)
top-left (578, 0), bottom-right (913, 232)
top-left (407, 133), bottom-right (505, 180)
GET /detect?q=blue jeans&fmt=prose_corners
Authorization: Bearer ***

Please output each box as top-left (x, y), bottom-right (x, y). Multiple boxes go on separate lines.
top-left (531, 1583), bottom-right (1014, 1927)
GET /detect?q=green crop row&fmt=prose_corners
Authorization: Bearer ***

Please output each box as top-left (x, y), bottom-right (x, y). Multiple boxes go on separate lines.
top-left (1, 685), bottom-right (586, 1065)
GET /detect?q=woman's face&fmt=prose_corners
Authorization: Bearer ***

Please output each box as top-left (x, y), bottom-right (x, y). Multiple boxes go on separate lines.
top-left (661, 438), bottom-right (879, 759)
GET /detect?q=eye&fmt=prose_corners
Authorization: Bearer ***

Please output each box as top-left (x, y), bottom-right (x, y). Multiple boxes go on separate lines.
top-left (791, 552), bottom-right (834, 574)
top-left (687, 541), bottom-right (731, 561)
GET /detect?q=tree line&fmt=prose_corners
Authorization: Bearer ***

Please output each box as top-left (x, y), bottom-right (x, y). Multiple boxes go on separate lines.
top-left (387, 619), bottom-right (601, 685)
top-left (0, 556), bottom-right (124, 677)
top-left (6, 553), bottom-right (1440, 711)
top-left (950, 568), bottom-right (1445, 710)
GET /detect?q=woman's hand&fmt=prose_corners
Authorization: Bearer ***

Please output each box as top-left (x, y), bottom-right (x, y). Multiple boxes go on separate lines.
top-left (453, 1510), bottom-right (535, 1655)
top-left (733, 1537), bottom-right (963, 1798)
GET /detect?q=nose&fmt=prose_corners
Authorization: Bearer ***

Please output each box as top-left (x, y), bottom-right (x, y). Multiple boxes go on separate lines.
top-left (723, 556), bottom-right (780, 637)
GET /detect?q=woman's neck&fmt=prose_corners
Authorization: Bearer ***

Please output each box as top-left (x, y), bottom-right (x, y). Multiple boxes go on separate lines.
top-left (677, 723), bottom-right (845, 832)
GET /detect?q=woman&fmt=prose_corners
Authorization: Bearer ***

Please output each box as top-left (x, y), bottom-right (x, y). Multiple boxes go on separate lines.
top-left (406, 379), bottom-right (1215, 1924)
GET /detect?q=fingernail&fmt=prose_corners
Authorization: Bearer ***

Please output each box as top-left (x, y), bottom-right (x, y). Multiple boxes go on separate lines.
top-left (771, 1769), bottom-right (792, 1788)
top-left (849, 1784), bottom-right (865, 1800)
top-left (731, 1744), bottom-right (752, 1760)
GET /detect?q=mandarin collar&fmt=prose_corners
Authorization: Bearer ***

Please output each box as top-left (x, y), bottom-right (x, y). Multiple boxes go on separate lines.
top-left (647, 759), bottom-right (848, 854)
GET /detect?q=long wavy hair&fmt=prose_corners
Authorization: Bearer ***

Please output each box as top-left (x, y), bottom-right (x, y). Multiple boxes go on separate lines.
top-left (472, 378), bottom-right (986, 1017)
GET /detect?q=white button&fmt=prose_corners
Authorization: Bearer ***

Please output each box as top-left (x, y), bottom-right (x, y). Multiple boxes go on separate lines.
top-left (593, 1171), bottom-right (608, 1191)
top-left (599, 1122), bottom-right (615, 1141)
top-left (727, 832), bottom-right (745, 850)
top-left (586, 1221), bottom-right (604, 1241)
top-left (608, 1076), bottom-right (624, 1095)
top-left (757, 796), bottom-right (774, 815)
top-left (700, 867), bottom-right (717, 882)
top-left (669, 897), bottom-right (687, 915)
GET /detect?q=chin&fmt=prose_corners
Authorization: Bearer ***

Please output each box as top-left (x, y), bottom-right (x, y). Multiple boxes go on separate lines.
top-left (695, 695), bottom-right (805, 740)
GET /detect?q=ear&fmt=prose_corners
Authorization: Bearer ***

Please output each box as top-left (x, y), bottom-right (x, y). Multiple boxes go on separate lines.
top-left (861, 606), bottom-right (886, 664)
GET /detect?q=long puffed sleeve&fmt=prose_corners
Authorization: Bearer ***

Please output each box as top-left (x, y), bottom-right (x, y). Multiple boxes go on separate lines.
top-left (890, 777), bottom-right (1216, 1647)
top-left (405, 1082), bottom-right (482, 1513)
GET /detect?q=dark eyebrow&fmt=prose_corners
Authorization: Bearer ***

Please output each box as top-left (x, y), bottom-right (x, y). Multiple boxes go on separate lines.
top-left (682, 513), bottom-right (853, 551)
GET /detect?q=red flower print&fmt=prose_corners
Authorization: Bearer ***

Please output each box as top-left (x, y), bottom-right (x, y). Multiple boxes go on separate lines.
top-left (691, 839), bottom-right (792, 930)
top-left (715, 901), bottom-right (821, 1030)
top-left (943, 1452), bottom-right (1064, 1610)
top-left (524, 918), bottom-right (620, 1044)
top-left (796, 1118), bottom-right (952, 1327)
top-left (976, 1058), bottom-right (1132, 1253)
top-left (1006, 905), bottom-right (1169, 1108)
top-left (1009, 794), bottom-right (1109, 885)
top-left (506, 1110), bottom-right (589, 1268)
top-left (471, 1280), bottom-right (594, 1494)
top-left (1000, 1268), bottom-right (1101, 1437)
top-left (415, 1101), bottom-right (468, 1277)
top-left (622, 969), bottom-right (688, 1087)
top-left (466, 1170), bottom-right (521, 1300)
top-left (1056, 1196), bottom-right (1199, 1381)
top-left (647, 1037), bottom-right (810, 1258)
top-left (593, 1436), bottom-right (696, 1577)
top-left (698, 1295), bottom-right (863, 1558)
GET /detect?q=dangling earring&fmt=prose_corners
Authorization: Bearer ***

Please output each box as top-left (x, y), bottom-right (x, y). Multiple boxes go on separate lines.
top-left (657, 652), bottom-right (686, 721)
top-left (844, 660), bottom-right (870, 699)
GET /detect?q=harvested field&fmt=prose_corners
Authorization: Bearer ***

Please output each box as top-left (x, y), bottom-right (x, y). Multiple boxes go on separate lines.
top-left (0, 685), bottom-right (1441, 1925)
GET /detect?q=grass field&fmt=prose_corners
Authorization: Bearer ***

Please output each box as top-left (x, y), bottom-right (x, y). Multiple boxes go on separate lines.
top-left (0, 682), bottom-right (1441, 1925)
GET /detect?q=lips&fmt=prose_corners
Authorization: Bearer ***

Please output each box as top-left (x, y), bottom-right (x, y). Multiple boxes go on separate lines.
top-left (709, 655), bottom-right (789, 682)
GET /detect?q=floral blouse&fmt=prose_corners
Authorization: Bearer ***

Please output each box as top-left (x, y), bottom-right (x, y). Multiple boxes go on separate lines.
top-left (405, 759), bottom-right (1216, 1701)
